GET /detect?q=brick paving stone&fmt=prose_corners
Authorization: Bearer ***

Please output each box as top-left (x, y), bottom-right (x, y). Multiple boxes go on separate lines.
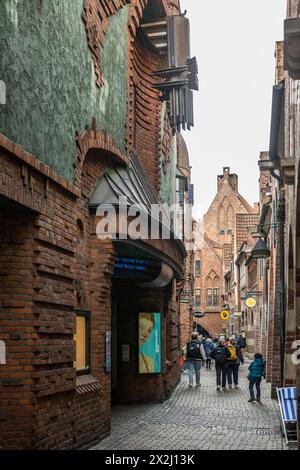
top-left (92, 362), bottom-right (288, 450)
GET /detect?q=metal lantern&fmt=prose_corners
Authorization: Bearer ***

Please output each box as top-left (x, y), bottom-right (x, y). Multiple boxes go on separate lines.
top-left (251, 238), bottom-right (271, 259)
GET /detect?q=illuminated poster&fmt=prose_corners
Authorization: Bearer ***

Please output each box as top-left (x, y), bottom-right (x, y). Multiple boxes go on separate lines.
top-left (138, 312), bottom-right (161, 374)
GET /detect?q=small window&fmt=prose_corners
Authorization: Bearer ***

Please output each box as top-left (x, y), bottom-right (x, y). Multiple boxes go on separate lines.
top-left (74, 312), bottom-right (90, 375)
top-left (206, 288), bottom-right (213, 307)
top-left (220, 229), bottom-right (225, 235)
top-left (195, 289), bottom-right (201, 307)
top-left (195, 260), bottom-right (201, 277)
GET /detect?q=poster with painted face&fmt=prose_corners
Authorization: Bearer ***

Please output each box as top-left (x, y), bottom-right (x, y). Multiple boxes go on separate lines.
top-left (138, 312), bottom-right (161, 374)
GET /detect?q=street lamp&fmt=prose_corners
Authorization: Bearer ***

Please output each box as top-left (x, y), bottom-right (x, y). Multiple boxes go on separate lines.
top-left (250, 238), bottom-right (271, 259)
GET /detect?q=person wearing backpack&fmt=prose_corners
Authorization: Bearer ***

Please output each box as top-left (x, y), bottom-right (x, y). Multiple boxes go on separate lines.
top-left (227, 339), bottom-right (242, 389)
top-left (203, 337), bottom-right (215, 369)
top-left (186, 332), bottom-right (206, 388)
top-left (210, 339), bottom-right (231, 391)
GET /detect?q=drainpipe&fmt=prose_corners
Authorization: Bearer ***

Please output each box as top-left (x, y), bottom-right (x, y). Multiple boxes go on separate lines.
top-left (279, 220), bottom-right (286, 387)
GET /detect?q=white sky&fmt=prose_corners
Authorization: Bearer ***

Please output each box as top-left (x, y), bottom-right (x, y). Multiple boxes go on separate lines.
top-left (180, 0), bottom-right (286, 220)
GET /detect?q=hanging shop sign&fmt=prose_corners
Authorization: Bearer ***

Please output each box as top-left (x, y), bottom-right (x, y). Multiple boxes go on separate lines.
top-left (233, 312), bottom-right (242, 317)
top-left (245, 297), bottom-right (257, 308)
top-left (220, 310), bottom-right (230, 321)
top-left (138, 312), bottom-right (161, 374)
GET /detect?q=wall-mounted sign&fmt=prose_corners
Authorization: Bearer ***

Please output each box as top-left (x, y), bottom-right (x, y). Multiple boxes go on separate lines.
top-left (233, 312), bottom-right (242, 317)
top-left (0, 341), bottom-right (6, 365)
top-left (113, 257), bottom-right (159, 280)
top-left (122, 344), bottom-right (130, 362)
top-left (139, 312), bottom-right (161, 374)
top-left (246, 297), bottom-right (257, 308)
top-left (105, 331), bottom-right (112, 373)
top-left (220, 310), bottom-right (230, 321)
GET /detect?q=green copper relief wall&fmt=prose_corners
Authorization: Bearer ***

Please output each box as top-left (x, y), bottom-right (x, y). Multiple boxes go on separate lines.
top-left (0, 0), bottom-right (129, 182)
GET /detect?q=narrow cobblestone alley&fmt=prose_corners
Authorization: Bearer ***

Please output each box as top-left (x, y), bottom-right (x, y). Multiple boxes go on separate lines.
top-left (93, 363), bottom-right (287, 451)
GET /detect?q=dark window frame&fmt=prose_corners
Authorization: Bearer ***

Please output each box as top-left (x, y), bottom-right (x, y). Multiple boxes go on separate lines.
top-left (195, 288), bottom-right (201, 307)
top-left (213, 288), bottom-right (219, 306)
top-left (195, 259), bottom-right (201, 277)
top-left (206, 288), bottom-right (213, 307)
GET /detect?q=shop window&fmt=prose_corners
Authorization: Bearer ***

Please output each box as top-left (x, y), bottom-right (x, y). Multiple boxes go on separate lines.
top-left (206, 288), bottom-right (213, 307)
top-left (74, 312), bottom-right (90, 375)
top-left (195, 289), bottom-right (201, 307)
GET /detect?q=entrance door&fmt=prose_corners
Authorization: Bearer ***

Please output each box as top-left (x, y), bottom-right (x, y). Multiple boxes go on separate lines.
top-left (111, 302), bottom-right (118, 405)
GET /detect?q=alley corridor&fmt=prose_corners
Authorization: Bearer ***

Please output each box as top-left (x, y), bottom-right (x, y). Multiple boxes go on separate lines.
top-left (93, 363), bottom-right (287, 451)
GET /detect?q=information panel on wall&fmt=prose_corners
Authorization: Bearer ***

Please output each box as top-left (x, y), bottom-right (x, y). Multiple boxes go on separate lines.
top-left (138, 312), bottom-right (161, 374)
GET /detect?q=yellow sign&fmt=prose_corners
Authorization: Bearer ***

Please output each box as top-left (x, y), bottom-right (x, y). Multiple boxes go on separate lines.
top-left (246, 297), bottom-right (256, 308)
top-left (220, 310), bottom-right (230, 321)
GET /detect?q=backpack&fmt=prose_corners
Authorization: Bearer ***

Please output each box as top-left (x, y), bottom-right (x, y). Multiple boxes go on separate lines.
top-left (228, 346), bottom-right (237, 361)
top-left (214, 346), bottom-right (227, 364)
top-left (186, 341), bottom-right (201, 359)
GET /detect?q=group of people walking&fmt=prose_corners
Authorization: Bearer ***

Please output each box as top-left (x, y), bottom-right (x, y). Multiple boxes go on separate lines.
top-left (183, 332), bottom-right (266, 402)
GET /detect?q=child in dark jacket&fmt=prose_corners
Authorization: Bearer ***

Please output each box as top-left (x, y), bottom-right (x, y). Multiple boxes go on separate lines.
top-left (248, 353), bottom-right (266, 403)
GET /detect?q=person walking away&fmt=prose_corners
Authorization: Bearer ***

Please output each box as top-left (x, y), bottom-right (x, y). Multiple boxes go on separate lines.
top-left (204, 337), bottom-right (215, 369)
top-left (211, 339), bottom-right (231, 391)
top-left (237, 334), bottom-right (247, 349)
top-left (248, 353), bottom-right (266, 403)
top-left (186, 332), bottom-right (206, 388)
top-left (227, 339), bottom-right (242, 389)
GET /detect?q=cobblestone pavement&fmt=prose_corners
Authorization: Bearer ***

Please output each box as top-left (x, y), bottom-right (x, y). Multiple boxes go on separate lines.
top-left (93, 363), bottom-right (287, 450)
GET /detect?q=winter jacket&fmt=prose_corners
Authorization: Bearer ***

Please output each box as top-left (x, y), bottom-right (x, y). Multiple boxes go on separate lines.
top-left (248, 358), bottom-right (266, 379)
top-left (210, 345), bottom-right (231, 365)
top-left (186, 340), bottom-right (206, 362)
top-left (237, 335), bottom-right (247, 349)
top-left (203, 340), bottom-right (215, 358)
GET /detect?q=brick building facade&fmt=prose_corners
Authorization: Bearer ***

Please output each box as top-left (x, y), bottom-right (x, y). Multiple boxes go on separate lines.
top-left (0, 0), bottom-right (197, 449)
top-left (240, 0), bottom-right (300, 446)
top-left (193, 168), bottom-right (257, 338)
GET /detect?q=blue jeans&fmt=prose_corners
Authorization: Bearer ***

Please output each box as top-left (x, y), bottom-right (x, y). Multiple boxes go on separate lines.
top-left (227, 364), bottom-right (239, 386)
top-left (188, 360), bottom-right (201, 386)
top-left (249, 377), bottom-right (261, 399)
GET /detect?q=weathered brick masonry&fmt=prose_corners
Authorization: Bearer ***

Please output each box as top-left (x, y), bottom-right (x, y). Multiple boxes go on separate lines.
top-left (0, 0), bottom-right (193, 449)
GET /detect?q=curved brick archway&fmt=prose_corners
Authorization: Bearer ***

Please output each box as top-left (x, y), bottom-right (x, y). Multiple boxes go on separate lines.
top-left (194, 314), bottom-right (224, 337)
top-left (75, 118), bottom-right (129, 189)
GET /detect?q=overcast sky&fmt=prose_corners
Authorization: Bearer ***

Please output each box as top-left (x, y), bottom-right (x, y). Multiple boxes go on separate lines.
top-left (180, 0), bottom-right (286, 220)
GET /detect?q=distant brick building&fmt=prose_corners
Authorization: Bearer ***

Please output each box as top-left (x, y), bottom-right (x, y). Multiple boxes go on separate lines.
top-left (193, 168), bottom-right (257, 338)
top-left (0, 0), bottom-right (197, 450)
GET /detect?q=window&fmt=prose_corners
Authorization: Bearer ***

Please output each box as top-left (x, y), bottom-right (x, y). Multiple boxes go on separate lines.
top-left (195, 260), bottom-right (201, 277)
top-left (195, 289), bottom-right (201, 307)
top-left (74, 312), bottom-right (90, 375)
top-left (213, 288), bottom-right (219, 306)
top-left (206, 288), bottom-right (213, 307)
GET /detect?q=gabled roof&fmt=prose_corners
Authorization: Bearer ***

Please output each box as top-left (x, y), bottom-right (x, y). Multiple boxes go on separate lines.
top-left (236, 193), bottom-right (256, 214)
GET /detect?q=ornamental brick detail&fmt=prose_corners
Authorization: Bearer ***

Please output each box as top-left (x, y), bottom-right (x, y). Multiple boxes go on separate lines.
top-left (83, 0), bottom-right (130, 87)
top-left (162, 113), bottom-right (172, 175)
